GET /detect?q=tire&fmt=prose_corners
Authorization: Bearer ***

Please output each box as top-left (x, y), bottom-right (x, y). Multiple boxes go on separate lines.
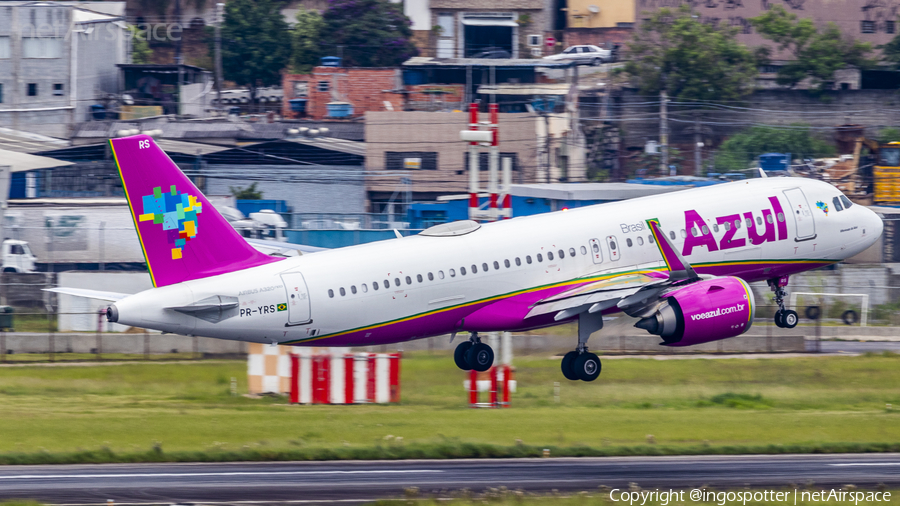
top-left (842, 310), bottom-right (859, 325)
top-left (782, 310), bottom-right (799, 329)
top-left (592, 58), bottom-right (601, 66)
top-left (573, 352), bottom-right (601, 382)
top-left (561, 351), bottom-right (579, 381)
top-left (773, 310), bottom-right (784, 328)
top-left (454, 341), bottom-right (473, 371)
top-left (466, 342), bottom-right (494, 372)
top-left (805, 305), bottom-right (821, 320)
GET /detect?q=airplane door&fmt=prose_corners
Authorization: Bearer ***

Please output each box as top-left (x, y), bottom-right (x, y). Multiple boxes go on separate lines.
top-left (606, 235), bottom-right (620, 261)
top-left (782, 188), bottom-right (816, 241)
top-left (281, 272), bottom-right (312, 325)
top-left (588, 238), bottom-right (604, 264)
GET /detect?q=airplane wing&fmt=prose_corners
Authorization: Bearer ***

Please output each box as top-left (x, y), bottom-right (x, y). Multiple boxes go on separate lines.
top-left (526, 219), bottom-right (702, 320)
top-left (43, 287), bottom-right (129, 301)
top-left (245, 238), bottom-right (328, 256)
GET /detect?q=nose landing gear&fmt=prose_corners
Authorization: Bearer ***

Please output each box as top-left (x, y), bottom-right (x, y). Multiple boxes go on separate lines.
top-left (561, 312), bottom-right (603, 382)
top-left (769, 276), bottom-right (798, 329)
top-left (454, 332), bottom-right (494, 372)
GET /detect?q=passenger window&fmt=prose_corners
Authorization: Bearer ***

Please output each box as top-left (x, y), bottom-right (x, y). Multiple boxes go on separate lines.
top-left (669, 231), bottom-right (676, 240)
top-left (745, 218), bottom-right (752, 228)
top-left (637, 236), bottom-right (644, 246)
top-left (471, 264), bottom-right (477, 273)
top-left (328, 289), bottom-right (334, 298)
top-left (449, 269), bottom-right (456, 277)
top-left (516, 257), bottom-right (522, 266)
top-left (362, 283), bottom-right (368, 293)
top-left (713, 224), bottom-right (719, 233)
top-left (394, 278), bottom-right (401, 287)
top-left (680, 229), bottom-right (687, 238)
top-left (526, 255), bottom-right (532, 264)
top-left (461, 266), bottom-right (467, 275)
top-left (504, 259), bottom-right (510, 268)
top-left (373, 282), bottom-right (379, 291)
top-left (417, 274), bottom-right (423, 282)
top-left (548, 252), bottom-right (554, 261)
top-left (537, 253), bottom-right (543, 262)
top-left (351, 285), bottom-right (357, 294)
top-left (840, 195), bottom-right (853, 208)
top-left (428, 272), bottom-right (434, 281)
top-left (756, 216), bottom-right (763, 226)
top-left (569, 248), bottom-right (576, 257)
top-left (734, 219), bottom-right (741, 229)
top-left (558, 249), bottom-right (564, 258)
top-left (592, 243), bottom-right (600, 253)
top-left (648, 235), bottom-right (655, 244)
top-left (482, 262), bottom-right (488, 272)
top-left (777, 212), bottom-right (785, 222)
top-left (724, 221), bottom-right (731, 231)
top-left (767, 213), bottom-right (775, 223)
top-left (494, 261), bottom-right (500, 270)
top-left (405, 276), bottom-right (412, 285)
top-left (701, 225), bottom-right (709, 235)
top-left (580, 246), bottom-right (587, 255)
top-left (626, 238), bottom-right (633, 247)
top-left (439, 270), bottom-right (445, 279)
top-left (691, 228), bottom-right (699, 237)
top-left (340, 287), bottom-right (346, 296)
top-left (384, 279), bottom-right (390, 288)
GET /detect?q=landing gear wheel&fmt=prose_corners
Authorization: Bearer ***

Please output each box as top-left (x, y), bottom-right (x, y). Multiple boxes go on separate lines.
top-left (561, 351), bottom-right (579, 381)
top-left (466, 342), bottom-right (494, 372)
top-left (782, 310), bottom-right (798, 329)
top-left (573, 353), bottom-right (601, 382)
top-left (774, 310), bottom-right (785, 328)
top-left (454, 341), bottom-right (473, 371)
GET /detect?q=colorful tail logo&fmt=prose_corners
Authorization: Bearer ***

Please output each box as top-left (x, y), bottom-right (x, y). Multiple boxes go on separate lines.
top-left (139, 185), bottom-right (204, 260)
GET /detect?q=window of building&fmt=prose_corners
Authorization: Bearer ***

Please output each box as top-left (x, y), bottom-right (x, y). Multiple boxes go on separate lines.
top-left (437, 13), bottom-right (455, 38)
top-left (27, 83), bottom-right (37, 97)
top-left (22, 37), bottom-right (62, 58)
top-left (317, 80), bottom-right (330, 92)
top-left (465, 152), bottom-right (520, 172)
top-left (888, 20), bottom-right (896, 34)
top-left (385, 151), bottom-right (438, 170)
top-left (528, 34), bottom-right (540, 46)
top-left (0, 37), bottom-right (10, 59)
top-left (53, 83), bottom-right (63, 96)
top-left (862, 20), bottom-right (876, 33)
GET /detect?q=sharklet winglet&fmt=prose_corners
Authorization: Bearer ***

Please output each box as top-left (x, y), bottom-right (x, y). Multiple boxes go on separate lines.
top-left (646, 218), bottom-right (698, 281)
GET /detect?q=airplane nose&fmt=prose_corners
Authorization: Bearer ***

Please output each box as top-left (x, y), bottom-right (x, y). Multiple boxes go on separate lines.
top-left (866, 206), bottom-right (884, 240)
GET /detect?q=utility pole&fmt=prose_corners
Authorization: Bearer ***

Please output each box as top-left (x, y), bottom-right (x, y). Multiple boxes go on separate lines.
top-left (175, 0), bottom-right (183, 115)
top-left (694, 113), bottom-right (703, 176)
top-left (660, 84), bottom-right (669, 176)
top-left (215, 3), bottom-right (224, 113)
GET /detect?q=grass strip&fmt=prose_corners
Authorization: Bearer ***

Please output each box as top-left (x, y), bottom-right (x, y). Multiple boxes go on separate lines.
top-left (2, 441), bottom-right (900, 466)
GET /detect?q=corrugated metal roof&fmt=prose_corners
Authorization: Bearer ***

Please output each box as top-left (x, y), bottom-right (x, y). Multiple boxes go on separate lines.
top-left (0, 149), bottom-right (74, 172)
top-left (155, 139), bottom-right (238, 156)
top-left (284, 137), bottom-right (366, 157)
top-left (0, 130), bottom-right (69, 154)
top-left (403, 57), bottom-right (576, 68)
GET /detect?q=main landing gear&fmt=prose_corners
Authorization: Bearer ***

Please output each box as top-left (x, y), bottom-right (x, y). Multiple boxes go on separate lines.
top-left (454, 332), bottom-right (495, 372)
top-left (561, 312), bottom-right (603, 382)
top-left (768, 276), bottom-right (798, 329)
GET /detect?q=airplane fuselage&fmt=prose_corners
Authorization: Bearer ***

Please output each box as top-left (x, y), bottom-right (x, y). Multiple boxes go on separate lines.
top-left (113, 177), bottom-right (882, 347)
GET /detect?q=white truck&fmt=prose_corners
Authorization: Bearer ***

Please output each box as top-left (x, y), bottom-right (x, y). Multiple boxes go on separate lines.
top-left (2, 239), bottom-right (36, 272)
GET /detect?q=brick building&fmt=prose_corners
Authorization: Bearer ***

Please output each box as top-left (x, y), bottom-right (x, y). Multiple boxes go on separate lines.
top-left (283, 67), bottom-right (404, 120)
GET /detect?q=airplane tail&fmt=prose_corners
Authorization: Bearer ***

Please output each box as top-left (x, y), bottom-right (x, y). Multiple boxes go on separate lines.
top-left (109, 135), bottom-right (281, 288)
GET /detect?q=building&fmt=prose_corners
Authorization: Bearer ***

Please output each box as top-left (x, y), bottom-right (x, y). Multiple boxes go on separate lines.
top-left (0, 1), bottom-right (128, 138)
top-left (282, 66), bottom-right (404, 120)
top-left (118, 64), bottom-right (213, 118)
top-left (564, 0), bottom-right (634, 48)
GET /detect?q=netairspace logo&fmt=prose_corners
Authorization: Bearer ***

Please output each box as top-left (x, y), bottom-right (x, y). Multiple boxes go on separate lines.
top-left (690, 304), bottom-right (745, 321)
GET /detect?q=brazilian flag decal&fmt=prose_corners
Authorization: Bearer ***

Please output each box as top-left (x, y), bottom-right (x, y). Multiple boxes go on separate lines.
top-left (277, 303), bottom-right (287, 312)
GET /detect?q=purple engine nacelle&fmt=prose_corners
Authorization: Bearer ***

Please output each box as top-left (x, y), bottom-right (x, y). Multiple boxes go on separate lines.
top-left (635, 277), bottom-right (755, 347)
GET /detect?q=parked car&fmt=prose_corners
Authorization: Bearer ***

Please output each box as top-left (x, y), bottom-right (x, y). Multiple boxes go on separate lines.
top-left (542, 45), bottom-right (614, 66)
top-left (471, 47), bottom-right (512, 59)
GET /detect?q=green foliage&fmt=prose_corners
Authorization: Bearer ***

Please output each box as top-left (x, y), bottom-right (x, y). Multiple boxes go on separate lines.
top-left (218, 0), bottom-right (291, 90)
top-left (290, 9), bottom-right (325, 74)
top-left (714, 125), bottom-right (836, 172)
top-left (623, 6), bottom-right (757, 101)
top-left (877, 127), bottom-right (900, 144)
top-left (230, 182), bottom-right (263, 200)
top-left (880, 30), bottom-right (900, 69)
top-left (702, 392), bottom-right (773, 409)
top-left (751, 5), bottom-right (873, 91)
top-left (129, 25), bottom-right (153, 64)
top-left (320, 0), bottom-right (418, 67)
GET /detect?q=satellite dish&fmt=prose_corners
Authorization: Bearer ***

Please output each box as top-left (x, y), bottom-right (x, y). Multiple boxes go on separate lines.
top-left (122, 94), bottom-right (134, 105)
top-left (588, 4), bottom-right (600, 13)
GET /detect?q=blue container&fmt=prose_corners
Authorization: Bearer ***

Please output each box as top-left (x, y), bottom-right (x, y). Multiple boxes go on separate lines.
top-left (759, 153), bottom-right (790, 172)
top-left (320, 56), bottom-right (342, 67)
top-left (90, 104), bottom-right (106, 120)
top-left (289, 98), bottom-right (307, 113)
top-left (403, 70), bottom-right (426, 85)
top-left (326, 102), bottom-right (354, 118)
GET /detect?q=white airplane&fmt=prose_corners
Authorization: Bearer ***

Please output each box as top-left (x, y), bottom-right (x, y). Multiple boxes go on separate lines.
top-left (51, 136), bottom-right (884, 381)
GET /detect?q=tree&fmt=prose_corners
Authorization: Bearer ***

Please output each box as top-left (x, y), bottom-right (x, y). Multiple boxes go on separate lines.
top-left (129, 25), bottom-right (153, 64)
top-left (320, 0), bottom-right (418, 67)
top-left (217, 0), bottom-right (291, 106)
top-left (713, 125), bottom-right (835, 172)
top-left (623, 5), bottom-right (758, 102)
top-left (880, 31), bottom-right (900, 70)
top-left (751, 5), bottom-right (873, 91)
top-left (291, 9), bottom-right (325, 74)
top-left (230, 183), bottom-right (263, 200)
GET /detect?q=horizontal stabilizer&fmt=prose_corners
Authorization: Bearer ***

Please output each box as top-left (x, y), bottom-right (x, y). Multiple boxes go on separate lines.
top-left (43, 287), bottom-right (129, 302)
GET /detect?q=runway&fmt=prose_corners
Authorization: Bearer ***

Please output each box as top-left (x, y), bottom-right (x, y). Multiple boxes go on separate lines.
top-left (0, 453), bottom-right (898, 504)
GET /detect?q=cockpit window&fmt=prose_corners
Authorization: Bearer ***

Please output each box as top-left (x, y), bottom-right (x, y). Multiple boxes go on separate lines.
top-left (840, 195), bottom-right (853, 209)
top-left (833, 196), bottom-right (844, 212)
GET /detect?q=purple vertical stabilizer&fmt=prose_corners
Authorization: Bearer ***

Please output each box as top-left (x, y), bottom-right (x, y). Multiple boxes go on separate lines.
top-left (110, 135), bottom-right (282, 287)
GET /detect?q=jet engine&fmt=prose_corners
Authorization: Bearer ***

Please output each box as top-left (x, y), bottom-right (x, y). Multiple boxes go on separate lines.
top-left (635, 277), bottom-right (755, 346)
